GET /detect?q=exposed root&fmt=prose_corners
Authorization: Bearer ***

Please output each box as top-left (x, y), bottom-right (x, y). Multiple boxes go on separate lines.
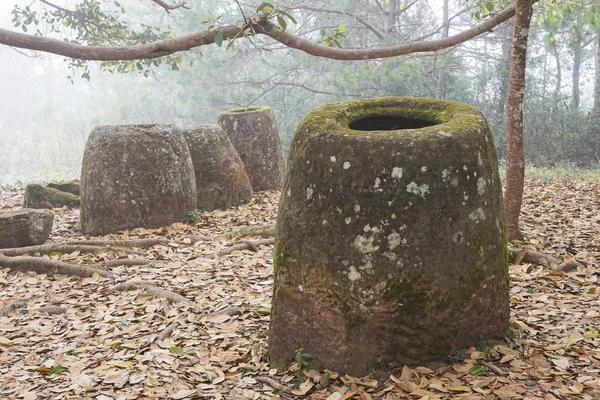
top-left (218, 225), bottom-right (275, 240)
top-left (0, 243), bottom-right (146, 257)
top-left (186, 234), bottom-right (210, 242)
top-left (99, 259), bottom-right (157, 268)
top-left (0, 299), bottom-right (29, 316)
top-left (207, 306), bottom-right (243, 317)
top-left (155, 323), bottom-right (178, 342)
top-left (509, 247), bottom-right (582, 271)
top-left (62, 238), bottom-right (173, 248)
top-left (255, 376), bottom-right (292, 393)
top-left (112, 281), bottom-right (189, 303)
top-left (0, 255), bottom-right (113, 278)
top-left (212, 238), bottom-right (275, 257)
top-left (29, 306), bottom-right (68, 315)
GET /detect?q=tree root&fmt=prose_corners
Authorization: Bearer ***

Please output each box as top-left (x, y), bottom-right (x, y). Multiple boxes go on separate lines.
top-left (211, 238), bottom-right (275, 257)
top-left (155, 323), bottom-right (178, 342)
top-left (62, 238), bottom-right (173, 248)
top-left (112, 280), bottom-right (189, 303)
top-left (0, 299), bottom-right (29, 316)
top-left (508, 247), bottom-right (582, 272)
top-left (99, 259), bottom-right (158, 268)
top-left (218, 225), bottom-right (275, 240)
top-left (30, 306), bottom-right (68, 315)
top-left (0, 255), bottom-right (113, 278)
top-left (255, 376), bottom-right (292, 393)
top-left (0, 243), bottom-right (146, 257)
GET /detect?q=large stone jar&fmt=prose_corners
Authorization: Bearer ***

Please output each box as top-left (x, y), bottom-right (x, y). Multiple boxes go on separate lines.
top-left (269, 97), bottom-right (509, 375)
top-left (182, 124), bottom-right (253, 211)
top-left (80, 124), bottom-right (197, 235)
top-left (218, 106), bottom-right (284, 191)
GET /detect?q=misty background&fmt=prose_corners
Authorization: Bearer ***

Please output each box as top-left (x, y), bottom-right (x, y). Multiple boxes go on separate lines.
top-left (1, 0), bottom-right (598, 186)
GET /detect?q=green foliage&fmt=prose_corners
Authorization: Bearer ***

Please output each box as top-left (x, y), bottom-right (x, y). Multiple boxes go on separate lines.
top-left (187, 209), bottom-right (201, 225)
top-left (294, 348), bottom-right (313, 377)
top-left (321, 24), bottom-right (347, 48)
top-left (11, 0), bottom-right (181, 79)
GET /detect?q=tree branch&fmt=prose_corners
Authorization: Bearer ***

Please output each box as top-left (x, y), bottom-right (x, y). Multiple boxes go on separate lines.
top-left (257, 4), bottom-right (520, 60)
top-left (150, 0), bottom-right (189, 12)
top-left (0, 3), bottom-right (526, 61)
top-left (292, 5), bottom-right (388, 40)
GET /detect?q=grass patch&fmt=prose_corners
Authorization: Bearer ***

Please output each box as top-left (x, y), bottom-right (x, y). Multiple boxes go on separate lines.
top-left (498, 162), bottom-right (600, 181)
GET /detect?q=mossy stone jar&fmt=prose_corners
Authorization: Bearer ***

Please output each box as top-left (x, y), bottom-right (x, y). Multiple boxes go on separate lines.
top-left (80, 124), bottom-right (197, 235)
top-left (269, 97), bottom-right (509, 375)
top-left (218, 106), bottom-right (285, 191)
top-left (182, 124), bottom-right (253, 211)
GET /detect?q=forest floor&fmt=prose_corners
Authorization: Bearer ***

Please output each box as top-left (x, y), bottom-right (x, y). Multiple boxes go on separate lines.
top-left (0, 179), bottom-right (599, 400)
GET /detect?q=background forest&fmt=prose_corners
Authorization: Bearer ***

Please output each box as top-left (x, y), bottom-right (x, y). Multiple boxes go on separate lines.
top-left (1, 0), bottom-right (599, 186)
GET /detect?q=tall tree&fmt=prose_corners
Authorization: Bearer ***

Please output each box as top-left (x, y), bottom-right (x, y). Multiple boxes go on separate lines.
top-left (436, 0), bottom-right (450, 99)
top-left (505, 0), bottom-right (533, 241)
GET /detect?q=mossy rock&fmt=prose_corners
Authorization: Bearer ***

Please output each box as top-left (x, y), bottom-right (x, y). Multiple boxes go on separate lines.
top-left (269, 97), bottom-right (509, 376)
top-left (46, 180), bottom-right (80, 195)
top-left (218, 106), bottom-right (285, 191)
top-left (80, 124), bottom-right (197, 235)
top-left (23, 184), bottom-right (80, 208)
top-left (182, 124), bottom-right (253, 211)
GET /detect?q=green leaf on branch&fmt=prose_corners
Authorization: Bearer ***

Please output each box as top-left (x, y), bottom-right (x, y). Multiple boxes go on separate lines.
top-left (215, 31), bottom-right (223, 47)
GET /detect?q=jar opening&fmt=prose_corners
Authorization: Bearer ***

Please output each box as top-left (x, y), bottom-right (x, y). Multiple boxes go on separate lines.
top-left (349, 116), bottom-right (437, 131)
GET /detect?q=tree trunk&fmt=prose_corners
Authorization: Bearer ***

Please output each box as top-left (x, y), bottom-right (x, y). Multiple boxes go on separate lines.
top-left (496, 21), bottom-right (513, 115)
top-left (0, 209), bottom-right (54, 248)
top-left (383, 0), bottom-right (398, 37)
top-left (572, 39), bottom-right (581, 110)
top-left (436, 0), bottom-right (450, 99)
top-left (504, 0), bottom-right (533, 242)
top-left (593, 37), bottom-right (600, 115)
top-left (553, 46), bottom-right (561, 101)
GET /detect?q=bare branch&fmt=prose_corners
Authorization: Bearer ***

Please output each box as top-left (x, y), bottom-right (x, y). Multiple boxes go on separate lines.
top-left (292, 5), bottom-right (388, 40)
top-left (40, 0), bottom-right (75, 14)
top-left (150, 0), bottom-right (189, 13)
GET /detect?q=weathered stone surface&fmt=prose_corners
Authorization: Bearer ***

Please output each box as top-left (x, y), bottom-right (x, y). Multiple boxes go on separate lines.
top-left (46, 180), bottom-right (80, 195)
top-left (182, 125), bottom-right (253, 211)
top-left (80, 124), bottom-right (197, 235)
top-left (23, 184), bottom-right (80, 209)
top-left (269, 97), bottom-right (509, 375)
top-left (218, 106), bottom-right (284, 191)
top-left (0, 209), bottom-right (54, 248)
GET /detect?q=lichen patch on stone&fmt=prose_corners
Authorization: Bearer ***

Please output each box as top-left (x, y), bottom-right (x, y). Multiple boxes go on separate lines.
top-left (353, 235), bottom-right (380, 253)
top-left (348, 266), bottom-right (362, 281)
top-left (388, 231), bottom-right (402, 250)
top-left (406, 182), bottom-right (430, 198)
top-left (306, 187), bottom-right (313, 200)
top-left (477, 178), bottom-right (487, 195)
top-left (469, 207), bottom-right (486, 223)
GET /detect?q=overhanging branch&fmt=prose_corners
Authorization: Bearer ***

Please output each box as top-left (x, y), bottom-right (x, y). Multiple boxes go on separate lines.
top-left (0, 3), bottom-right (525, 62)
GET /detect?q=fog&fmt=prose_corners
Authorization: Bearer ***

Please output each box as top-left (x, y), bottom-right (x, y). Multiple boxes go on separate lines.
top-left (1, 1), bottom-right (598, 186)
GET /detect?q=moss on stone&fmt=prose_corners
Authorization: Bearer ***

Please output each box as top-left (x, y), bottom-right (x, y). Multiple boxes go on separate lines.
top-left (269, 96), bottom-right (509, 376)
top-left (182, 124), bottom-right (253, 211)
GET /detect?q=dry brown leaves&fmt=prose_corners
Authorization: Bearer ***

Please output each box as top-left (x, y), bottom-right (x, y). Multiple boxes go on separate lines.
top-left (0, 179), bottom-right (599, 400)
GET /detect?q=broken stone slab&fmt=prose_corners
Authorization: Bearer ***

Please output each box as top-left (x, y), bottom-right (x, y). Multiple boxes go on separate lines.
top-left (23, 184), bottom-right (80, 209)
top-left (0, 209), bottom-right (54, 248)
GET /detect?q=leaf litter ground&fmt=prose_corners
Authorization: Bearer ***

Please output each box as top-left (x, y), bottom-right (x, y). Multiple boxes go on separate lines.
top-left (0, 179), bottom-right (598, 400)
